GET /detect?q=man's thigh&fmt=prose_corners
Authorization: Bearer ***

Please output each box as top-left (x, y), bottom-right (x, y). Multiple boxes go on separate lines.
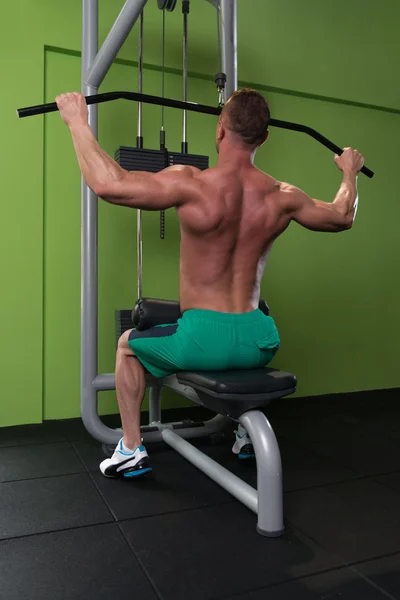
top-left (118, 329), bottom-right (136, 355)
top-left (127, 324), bottom-right (182, 379)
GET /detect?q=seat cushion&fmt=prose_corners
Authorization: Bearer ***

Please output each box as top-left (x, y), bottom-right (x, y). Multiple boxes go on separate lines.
top-left (177, 368), bottom-right (296, 396)
top-left (176, 368), bottom-right (296, 418)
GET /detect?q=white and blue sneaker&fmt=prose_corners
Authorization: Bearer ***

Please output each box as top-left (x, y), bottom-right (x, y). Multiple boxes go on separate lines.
top-left (232, 426), bottom-right (255, 460)
top-left (100, 439), bottom-right (152, 479)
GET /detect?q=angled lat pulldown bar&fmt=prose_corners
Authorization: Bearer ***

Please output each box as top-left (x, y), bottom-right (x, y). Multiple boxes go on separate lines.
top-left (17, 91), bottom-right (375, 179)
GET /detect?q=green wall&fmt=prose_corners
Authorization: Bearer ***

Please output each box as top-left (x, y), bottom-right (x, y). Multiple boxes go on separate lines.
top-left (1, 0), bottom-right (399, 426)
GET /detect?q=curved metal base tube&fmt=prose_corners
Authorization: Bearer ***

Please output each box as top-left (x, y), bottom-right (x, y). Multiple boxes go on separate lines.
top-left (239, 410), bottom-right (284, 536)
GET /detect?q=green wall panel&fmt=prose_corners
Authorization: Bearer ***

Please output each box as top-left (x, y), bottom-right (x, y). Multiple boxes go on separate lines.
top-left (1, 0), bottom-right (399, 425)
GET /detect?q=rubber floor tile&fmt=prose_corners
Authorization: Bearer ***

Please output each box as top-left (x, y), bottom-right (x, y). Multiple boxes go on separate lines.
top-left (303, 436), bottom-right (400, 477)
top-left (354, 552), bottom-right (400, 600)
top-left (0, 523), bottom-right (158, 600)
top-left (0, 473), bottom-right (112, 539)
top-left (121, 502), bottom-right (343, 600)
top-left (285, 478), bottom-right (400, 563)
top-left (222, 567), bottom-right (391, 599)
top-left (0, 442), bottom-right (84, 482)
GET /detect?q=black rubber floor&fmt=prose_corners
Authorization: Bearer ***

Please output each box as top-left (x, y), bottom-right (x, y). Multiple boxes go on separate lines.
top-left (1, 390), bottom-right (400, 600)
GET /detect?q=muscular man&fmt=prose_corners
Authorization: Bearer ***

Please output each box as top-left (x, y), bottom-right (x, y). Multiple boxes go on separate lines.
top-left (56, 89), bottom-right (364, 478)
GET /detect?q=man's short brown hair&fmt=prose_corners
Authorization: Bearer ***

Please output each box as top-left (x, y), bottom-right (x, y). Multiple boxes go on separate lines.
top-left (222, 88), bottom-right (270, 146)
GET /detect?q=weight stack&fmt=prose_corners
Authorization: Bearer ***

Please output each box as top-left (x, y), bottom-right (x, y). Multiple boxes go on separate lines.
top-left (115, 309), bottom-right (134, 348)
top-left (115, 147), bottom-right (168, 172)
top-left (115, 146), bottom-right (209, 172)
top-left (168, 151), bottom-right (209, 170)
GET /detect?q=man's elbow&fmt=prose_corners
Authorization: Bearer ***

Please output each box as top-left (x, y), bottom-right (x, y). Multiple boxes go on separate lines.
top-left (92, 170), bottom-right (126, 201)
top-left (335, 216), bottom-right (354, 232)
top-left (343, 214), bottom-right (355, 230)
top-left (91, 183), bottom-right (105, 198)
top-left (92, 182), bottom-right (119, 203)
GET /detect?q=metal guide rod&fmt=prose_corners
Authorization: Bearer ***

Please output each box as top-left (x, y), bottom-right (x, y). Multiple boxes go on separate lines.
top-left (18, 91), bottom-right (374, 177)
top-left (182, 0), bottom-right (189, 153)
top-left (160, 8), bottom-right (166, 143)
top-left (85, 0), bottom-right (149, 89)
top-left (137, 9), bottom-right (144, 298)
top-left (137, 10), bottom-right (144, 146)
top-left (137, 211), bottom-right (143, 298)
top-left (160, 9), bottom-right (166, 240)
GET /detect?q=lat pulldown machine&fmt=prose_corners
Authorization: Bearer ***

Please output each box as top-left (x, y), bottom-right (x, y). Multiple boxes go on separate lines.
top-left (17, 0), bottom-right (374, 537)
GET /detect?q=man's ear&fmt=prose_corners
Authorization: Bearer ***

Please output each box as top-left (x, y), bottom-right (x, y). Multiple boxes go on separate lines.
top-left (258, 130), bottom-right (269, 147)
top-left (217, 118), bottom-right (226, 142)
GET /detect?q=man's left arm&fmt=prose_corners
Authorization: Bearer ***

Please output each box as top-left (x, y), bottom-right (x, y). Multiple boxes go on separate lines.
top-left (56, 92), bottom-right (199, 210)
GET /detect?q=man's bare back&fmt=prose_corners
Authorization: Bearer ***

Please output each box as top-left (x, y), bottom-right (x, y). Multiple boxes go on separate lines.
top-left (177, 165), bottom-right (286, 313)
top-left (177, 146), bottom-right (363, 314)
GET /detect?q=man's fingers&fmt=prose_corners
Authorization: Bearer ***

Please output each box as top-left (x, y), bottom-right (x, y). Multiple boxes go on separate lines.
top-left (56, 92), bottom-right (83, 103)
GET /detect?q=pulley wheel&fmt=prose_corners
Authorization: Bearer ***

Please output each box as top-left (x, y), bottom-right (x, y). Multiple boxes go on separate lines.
top-left (157, 0), bottom-right (177, 11)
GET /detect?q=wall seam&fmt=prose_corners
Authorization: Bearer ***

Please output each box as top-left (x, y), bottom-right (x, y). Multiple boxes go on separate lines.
top-left (41, 47), bottom-right (48, 422)
top-left (44, 44), bottom-right (400, 116)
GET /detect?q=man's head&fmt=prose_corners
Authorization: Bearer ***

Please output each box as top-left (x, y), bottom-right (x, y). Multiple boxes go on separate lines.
top-left (216, 89), bottom-right (270, 153)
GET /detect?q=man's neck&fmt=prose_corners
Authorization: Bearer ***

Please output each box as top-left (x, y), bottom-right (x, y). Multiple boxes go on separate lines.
top-left (217, 143), bottom-right (256, 169)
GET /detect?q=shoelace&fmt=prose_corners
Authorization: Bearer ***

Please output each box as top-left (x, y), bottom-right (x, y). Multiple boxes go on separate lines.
top-left (234, 430), bottom-right (250, 440)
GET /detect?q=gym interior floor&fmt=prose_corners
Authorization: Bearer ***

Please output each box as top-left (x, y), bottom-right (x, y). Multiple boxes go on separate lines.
top-left (1, 390), bottom-right (400, 600)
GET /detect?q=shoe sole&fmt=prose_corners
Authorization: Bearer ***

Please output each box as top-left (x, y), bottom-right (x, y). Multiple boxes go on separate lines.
top-left (123, 467), bottom-right (153, 478)
top-left (101, 466), bottom-right (152, 479)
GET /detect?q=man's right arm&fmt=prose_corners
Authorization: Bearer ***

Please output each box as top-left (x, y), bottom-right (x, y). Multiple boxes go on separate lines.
top-left (282, 147), bottom-right (364, 232)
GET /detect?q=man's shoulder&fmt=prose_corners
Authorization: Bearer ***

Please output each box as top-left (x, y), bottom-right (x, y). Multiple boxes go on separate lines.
top-left (163, 164), bottom-right (200, 177)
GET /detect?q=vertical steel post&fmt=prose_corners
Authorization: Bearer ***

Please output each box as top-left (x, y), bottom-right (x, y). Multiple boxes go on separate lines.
top-left (220, 0), bottom-right (237, 100)
top-left (137, 9), bottom-right (144, 299)
top-left (81, 0), bottom-right (100, 438)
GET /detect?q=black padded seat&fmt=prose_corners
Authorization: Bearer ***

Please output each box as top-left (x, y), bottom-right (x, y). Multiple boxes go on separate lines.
top-left (176, 368), bottom-right (297, 418)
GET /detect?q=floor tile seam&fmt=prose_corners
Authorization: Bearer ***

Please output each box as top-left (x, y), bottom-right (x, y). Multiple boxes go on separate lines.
top-left (0, 439), bottom-right (70, 450)
top-left (118, 498), bottom-right (237, 526)
top-left (0, 464), bottom-right (91, 485)
top-left (117, 522), bottom-right (164, 600)
top-left (0, 520), bottom-right (115, 544)
top-left (284, 472), bottom-right (400, 495)
top-left (286, 517), bottom-right (400, 572)
top-left (0, 469), bottom-right (95, 486)
top-left (349, 564), bottom-right (398, 600)
top-left (70, 440), bottom-right (119, 522)
top-left (209, 563), bottom-right (365, 600)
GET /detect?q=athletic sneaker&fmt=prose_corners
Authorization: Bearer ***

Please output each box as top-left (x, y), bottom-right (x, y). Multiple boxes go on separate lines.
top-left (232, 427), bottom-right (255, 460)
top-left (99, 439), bottom-right (152, 478)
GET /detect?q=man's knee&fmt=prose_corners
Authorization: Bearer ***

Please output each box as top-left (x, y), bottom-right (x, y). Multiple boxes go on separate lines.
top-left (118, 329), bottom-right (135, 356)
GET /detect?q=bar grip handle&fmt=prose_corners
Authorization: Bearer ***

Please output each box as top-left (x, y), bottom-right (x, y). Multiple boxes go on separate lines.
top-left (16, 91), bottom-right (220, 119)
top-left (269, 117), bottom-right (374, 179)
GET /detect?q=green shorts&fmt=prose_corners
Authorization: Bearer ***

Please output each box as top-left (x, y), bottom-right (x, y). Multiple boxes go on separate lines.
top-left (128, 308), bottom-right (280, 379)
